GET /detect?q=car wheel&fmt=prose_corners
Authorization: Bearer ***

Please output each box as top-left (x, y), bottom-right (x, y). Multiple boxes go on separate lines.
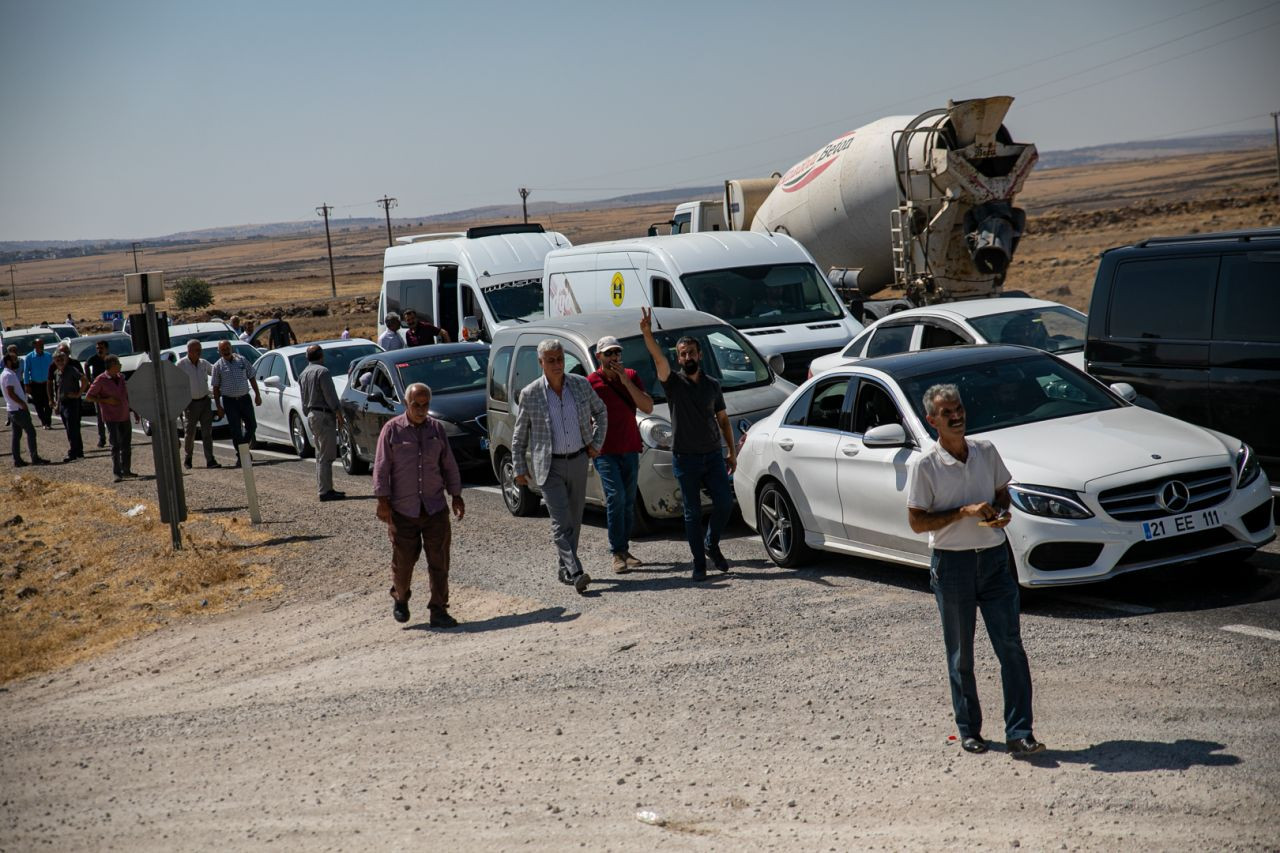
top-left (632, 499), bottom-right (656, 537)
top-left (757, 480), bottom-right (811, 568)
top-left (339, 424), bottom-right (368, 475)
top-left (290, 413), bottom-right (315, 459)
top-left (142, 418), bottom-right (152, 437)
top-left (498, 449), bottom-right (539, 516)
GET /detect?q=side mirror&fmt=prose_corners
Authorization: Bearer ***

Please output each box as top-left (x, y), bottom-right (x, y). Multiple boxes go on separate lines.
top-left (262, 376), bottom-right (281, 389)
top-left (862, 423), bottom-right (909, 448)
top-left (767, 353), bottom-right (786, 376)
top-left (1110, 382), bottom-right (1138, 403)
top-left (461, 316), bottom-right (482, 341)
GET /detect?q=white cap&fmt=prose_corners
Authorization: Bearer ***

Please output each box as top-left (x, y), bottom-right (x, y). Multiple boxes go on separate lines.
top-left (596, 335), bottom-right (622, 354)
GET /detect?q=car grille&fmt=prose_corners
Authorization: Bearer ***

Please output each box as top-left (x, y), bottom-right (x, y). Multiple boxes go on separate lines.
top-left (1117, 528), bottom-right (1238, 566)
top-left (1097, 467), bottom-right (1234, 522)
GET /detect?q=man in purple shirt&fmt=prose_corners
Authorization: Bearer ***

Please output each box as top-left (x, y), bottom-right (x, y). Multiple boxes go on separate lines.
top-left (373, 382), bottom-right (465, 628)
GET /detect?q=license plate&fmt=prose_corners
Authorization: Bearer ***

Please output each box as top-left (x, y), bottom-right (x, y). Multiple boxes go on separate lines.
top-left (1142, 508), bottom-right (1222, 541)
top-left (480, 437), bottom-right (490, 451)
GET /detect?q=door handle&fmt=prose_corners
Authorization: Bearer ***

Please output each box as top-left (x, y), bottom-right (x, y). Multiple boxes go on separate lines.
top-left (778, 439), bottom-right (794, 451)
top-left (841, 445), bottom-right (860, 456)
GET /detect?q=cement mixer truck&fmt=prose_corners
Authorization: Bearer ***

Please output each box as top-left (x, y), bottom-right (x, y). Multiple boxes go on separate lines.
top-left (659, 96), bottom-right (1038, 320)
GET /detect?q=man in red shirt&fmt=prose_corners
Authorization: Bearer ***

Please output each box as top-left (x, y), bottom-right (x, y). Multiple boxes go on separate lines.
top-left (588, 335), bottom-right (654, 573)
top-left (85, 355), bottom-right (139, 482)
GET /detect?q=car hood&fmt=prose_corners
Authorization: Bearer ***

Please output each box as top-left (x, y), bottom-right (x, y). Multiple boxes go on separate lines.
top-left (983, 406), bottom-right (1234, 491)
top-left (430, 388), bottom-right (487, 425)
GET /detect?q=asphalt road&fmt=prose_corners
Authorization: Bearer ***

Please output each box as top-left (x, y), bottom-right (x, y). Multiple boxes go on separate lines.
top-left (2, 421), bottom-right (1278, 850)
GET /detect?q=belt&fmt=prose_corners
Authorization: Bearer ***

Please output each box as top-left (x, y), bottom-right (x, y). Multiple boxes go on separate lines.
top-left (307, 407), bottom-right (334, 415)
top-left (551, 448), bottom-right (584, 460)
top-left (190, 395), bottom-right (210, 401)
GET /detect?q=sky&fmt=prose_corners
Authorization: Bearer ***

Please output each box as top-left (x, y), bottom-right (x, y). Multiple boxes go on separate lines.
top-left (1, 0), bottom-right (1277, 241)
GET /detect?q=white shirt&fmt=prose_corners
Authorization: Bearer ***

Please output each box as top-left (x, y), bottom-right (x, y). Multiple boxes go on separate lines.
top-left (340, 329), bottom-right (350, 340)
top-left (2, 366), bottom-right (27, 412)
top-left (378, 329), bottom-right (404, 351)
top-left (907, 438), bottom-right (1011, 551)
top-left (176, 356), bottom-right (214, 399)
top-left (238, 330), bottom-right (250, 342)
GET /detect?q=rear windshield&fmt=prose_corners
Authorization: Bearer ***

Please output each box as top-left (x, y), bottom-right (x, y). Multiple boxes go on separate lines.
top-left (288, 344), bottom-right (380, 379)
top-left (171, 329), bottom-right (237, 347)
top-left (967, 305), bottom-right (1087, 353)
top-left (3, 331), bottom-right (60, 355)
top-left (609, 324), bottom-right (771, 403)
top-left (682, 262), bottom-right (844, 329)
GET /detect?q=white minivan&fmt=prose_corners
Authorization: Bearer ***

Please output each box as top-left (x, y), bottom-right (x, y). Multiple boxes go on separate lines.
top-left (378, 223), bottom-right (571, 345)
top-left (542, 232), bottom-right (861, 383)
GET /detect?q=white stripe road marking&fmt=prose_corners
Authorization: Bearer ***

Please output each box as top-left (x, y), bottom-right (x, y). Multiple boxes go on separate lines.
top-left (471, 485), bottom-right (502, 495)
top-left (131, 428), bottom-right (302, 461)
top-left (1057, 595), bottom-right (1156, 615)
top-left (1221, 624), bottom-right (1280, 642)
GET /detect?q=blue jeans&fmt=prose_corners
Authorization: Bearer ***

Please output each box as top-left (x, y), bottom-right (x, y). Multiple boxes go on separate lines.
top-left (930, 545), bottom-right (1034, 740)
top-left (222, 394), bottom-right (256, 449)
top-left (672, 450), bottom-right (734, 571)
top-left (594, 452), bottom-right (639, 555)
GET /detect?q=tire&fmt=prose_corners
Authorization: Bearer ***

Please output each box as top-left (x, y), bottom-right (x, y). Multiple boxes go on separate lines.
top-left (756, 480), bottom-right (812, 568)
top-left (498, 449), bottom-right (539, 516)
top-left (290, 412), bottom-right (315, 459)
top-left (338, 424), bottom-right (368, 475)
top-left (632, 499), bottom-right (656, 537)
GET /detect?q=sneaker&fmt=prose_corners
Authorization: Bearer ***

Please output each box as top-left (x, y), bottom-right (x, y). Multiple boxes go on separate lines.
top-left (707, 547), bottom-right (730, 573)
top-left (573, 572), bottom-right (591, 595)
top-left (557, 566), bottom-right (574, 585)
top-left (429, 608), bottom-right (458, 628)
top-left (612, 553), bottom-right (630, 574)
top-left (1006, 736), bottom-right (1046, 758)
top-left (183, 457), bottom-right (193, 469)
top-left (624, 551), bottom-right (643, 569)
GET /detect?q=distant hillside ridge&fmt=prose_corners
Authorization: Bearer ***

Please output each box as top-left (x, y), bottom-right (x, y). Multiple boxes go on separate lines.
top-left (1036, 130), bottom-right (1271, 170)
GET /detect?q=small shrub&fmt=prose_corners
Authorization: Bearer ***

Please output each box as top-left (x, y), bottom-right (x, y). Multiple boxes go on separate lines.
top-left (172, 277), bottom-right (213, 310)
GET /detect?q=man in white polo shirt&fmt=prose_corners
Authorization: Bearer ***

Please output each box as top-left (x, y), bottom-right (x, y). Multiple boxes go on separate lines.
top-left (176, 339), bottom-right (220, 469)
top-left (907, 382), bottom-right (1044, 759)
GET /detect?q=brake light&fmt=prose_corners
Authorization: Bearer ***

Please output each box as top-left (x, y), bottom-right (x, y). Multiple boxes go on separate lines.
top-left (736, 424), bottom-right (751, 454)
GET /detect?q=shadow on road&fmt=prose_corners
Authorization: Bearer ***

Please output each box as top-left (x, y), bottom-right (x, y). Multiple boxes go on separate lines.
top-left (406, 606), bottom-right (580, 633)
top-left (1015, 739), bottom-right (1240, 773)
top-left (226, 533), bottom-right (333, 549)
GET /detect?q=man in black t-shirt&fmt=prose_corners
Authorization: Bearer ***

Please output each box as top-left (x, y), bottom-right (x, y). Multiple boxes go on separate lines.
top-left (84, 339), bottom-right (110, 448)
top-left (268, 313), bottom-right (298, 350)
top-left (640, 307), bottom-right (736, 581)
top-left (403, 309), bottom-right (451, 347)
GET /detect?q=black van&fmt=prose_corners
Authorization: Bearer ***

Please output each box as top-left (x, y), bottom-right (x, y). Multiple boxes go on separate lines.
top-left (1085, 229), bottom-right (1280, 492)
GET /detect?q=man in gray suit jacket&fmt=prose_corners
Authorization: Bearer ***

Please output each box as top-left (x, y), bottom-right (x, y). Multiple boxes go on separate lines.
top-left (513, 339), bottom-right (608, 594)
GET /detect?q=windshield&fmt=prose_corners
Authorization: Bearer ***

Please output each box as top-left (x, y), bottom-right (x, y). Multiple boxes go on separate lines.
top-left (288, 344), bottom-right (380, 379)
top-left (967, 305), bottom-right (1087, 353)
top-left (4, 331), bottom-right (61, 355)
top-left (71, 337), bottom-right (134, 359)
top-left (171, 329), bottom-right (237, 347)
top-left (611, 324), bottom-right (771, 403)
top-left (682, 262), bottom-right (844, 330)
top-left (482, 277), bottom-right (543, 323)
top-left (901, 353), bottom-right (1122, 437)
top-left (394, 350), bottom-right (489, 396)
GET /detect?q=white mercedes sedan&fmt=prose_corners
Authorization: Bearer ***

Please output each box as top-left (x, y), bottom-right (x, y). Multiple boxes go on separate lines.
top-left (733, 345), bottom-right (1275, 588)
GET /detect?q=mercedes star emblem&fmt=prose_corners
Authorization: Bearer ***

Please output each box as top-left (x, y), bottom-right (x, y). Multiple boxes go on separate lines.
top-left (1158, 480), bottom-right (1191, 513)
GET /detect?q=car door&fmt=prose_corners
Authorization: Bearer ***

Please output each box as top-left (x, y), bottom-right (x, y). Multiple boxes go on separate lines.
top-left (258, 354), bottom-right (291, 441)
top-left (768, 375), bottom-right (853, 538)
top-left (837, 377), bottom-right (929, 560)
top-left (346, 361), bottom-right (377, 457)
top-left (365, 364), bottom-right (401, 447)
top-left (252, 354), bottom-right (283, 440)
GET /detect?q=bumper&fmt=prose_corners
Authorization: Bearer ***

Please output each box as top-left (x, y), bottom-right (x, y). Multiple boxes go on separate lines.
top-left (449, 434), bottom-right (490, 470)
top-left (1008, 480), bottom-right (1274, 587)
top-left (636, 447), bottom-right (719, 519)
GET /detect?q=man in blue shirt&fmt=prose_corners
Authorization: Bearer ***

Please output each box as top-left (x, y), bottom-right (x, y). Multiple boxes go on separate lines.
top-left (21, 337), bottom-right (54, 429)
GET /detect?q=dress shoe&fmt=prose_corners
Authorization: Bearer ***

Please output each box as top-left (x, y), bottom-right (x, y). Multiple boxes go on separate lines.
top-left (183, 457), bottom-right (193, 469)
top-left (624, 551), bottom-right (643, 569)
top-left (558, 566), bottom-right (574, 585)
top-left (429, 608), bottom-right (458, 628)
top-left (62, 455), bottom-right (77, 463)
top-left (961, 735), bottom-right (988, 754)
top-left (13, 458), bottom-right (29, 468)
top-left (319, 490), bottom-right (346, 502)
top-left (32, 457), bottom-right (50, 465)
top-left (612, 553), bottom-right (630, 573)
top-left (391, 586), bottom-right (411, 624)
top-left (573, 571), bottom-right (591, 595)
top-left (123, 470), bottom-right (138, 478)
top-left (691, 567), bottom-right (708, 582)
top-left (97, 439), bottom-right (107, 448)
top-left (707, 547), bottom-right (730, 573)
top-left (1007, 736), bottom-right (1046, 758)
top-left (232, 458), bottom-right (242, 469)
top-left (207, 459), bottom-right (221, 468)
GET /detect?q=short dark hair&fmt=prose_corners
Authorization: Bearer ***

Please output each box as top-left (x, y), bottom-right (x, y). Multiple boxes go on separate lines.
top-left (105, 355), bottom-right (121, 368)
top-left (306, 345), bottom-right (324, 362)
top-left (675, 336), bottom-right (700, 353)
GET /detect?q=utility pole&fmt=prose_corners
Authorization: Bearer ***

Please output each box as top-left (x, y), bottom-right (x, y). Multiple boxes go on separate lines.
top-left (1272, 111), bottom-right (1280, 204)
top-left (129, 242), bottom-right (142, 273)
top-left (316, 203), bottom-right (336, 299)
top-left (377, 195), bottom-right (398, 247)
top-left (518, 187), bottom-right (531, 224)
top-left (8, 265), bottom-right (16, 324)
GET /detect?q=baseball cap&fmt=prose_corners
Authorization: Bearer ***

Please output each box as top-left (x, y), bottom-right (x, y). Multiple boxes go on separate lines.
top-left (596, 335), bottom-right (622, 353)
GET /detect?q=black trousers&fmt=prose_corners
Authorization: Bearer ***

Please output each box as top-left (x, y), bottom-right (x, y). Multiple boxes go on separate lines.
top-left (27, 384), bottom-right (52, 428)
top-left (59, 399), bottom-right (84, 458)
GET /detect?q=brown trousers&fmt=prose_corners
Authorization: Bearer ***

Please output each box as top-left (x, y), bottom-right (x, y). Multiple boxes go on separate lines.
top-left (389, 505), bottom-right (451, 612)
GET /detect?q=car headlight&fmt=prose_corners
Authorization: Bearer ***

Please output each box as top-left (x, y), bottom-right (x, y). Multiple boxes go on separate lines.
top-left (638, 417), bottom-right (673, 450)
top-left (1008, 484), bottom-right (1093, 519)
top-left (1236, 443), bottom-right (1262, 489)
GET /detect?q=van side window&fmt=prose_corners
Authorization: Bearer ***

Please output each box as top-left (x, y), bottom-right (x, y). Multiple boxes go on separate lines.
top-left (651, 277), bottom-right (681, 308)
top-left (1214, 254), bottom-right (1280, 343)
top-left (564, 350), bottom-right (586, 378)
top-left (511, 346), bottom-right (542, 395)
top-left (489, 346), bottom-right (513, 403)
top-left (1108, 258), bottom-right (1216, 340)
top-left (383, 282), bottom-right (401, 318)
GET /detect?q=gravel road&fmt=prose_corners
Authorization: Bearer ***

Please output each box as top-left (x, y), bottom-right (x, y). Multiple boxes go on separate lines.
top-left (3, 425), bottom-right (1279, 851)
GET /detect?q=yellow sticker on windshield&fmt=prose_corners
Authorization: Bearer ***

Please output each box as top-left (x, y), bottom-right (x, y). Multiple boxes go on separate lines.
top-left (611, 272), bottom-right (625, 307)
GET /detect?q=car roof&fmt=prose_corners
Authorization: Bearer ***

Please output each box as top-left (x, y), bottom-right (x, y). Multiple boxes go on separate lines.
top-left (1102, 228), bottom-right (1280, 258)
top-left (267, 338), bottom-right (379, 356)
top-left (76, 332), bottom-right (132, 343)
top-left (546, 232), bottom-right (813, 275)
top-left (852, 344), bottom-right (1042, 381)
top-left (359, 342), bottom-right (490, 365)
top-left (879, 297), bottom-right (1076, 323)
top-left (168, 321), bottom-right (233, 334)
top-left (491, 308), bottom-right (721, 347)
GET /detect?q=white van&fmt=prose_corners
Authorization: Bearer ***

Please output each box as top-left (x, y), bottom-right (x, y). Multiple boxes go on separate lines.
top-left (542, 232), bottom-right (861, 383)
top-left (379, 224), bottom-right (571, 344)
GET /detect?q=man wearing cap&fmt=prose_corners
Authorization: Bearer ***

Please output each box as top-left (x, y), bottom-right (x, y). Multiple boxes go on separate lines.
top-left (588, 335), bottom-right (653, 573)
